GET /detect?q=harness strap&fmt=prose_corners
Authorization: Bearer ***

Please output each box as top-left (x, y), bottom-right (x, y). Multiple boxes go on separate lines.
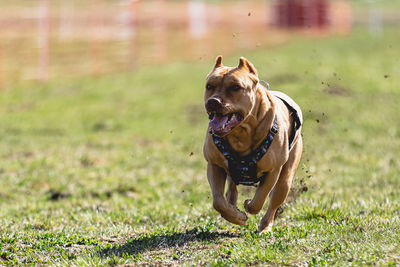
top-left (274, 96), bottom-right (302, 150)
top-left (210, 116), bottom-right (278, 186)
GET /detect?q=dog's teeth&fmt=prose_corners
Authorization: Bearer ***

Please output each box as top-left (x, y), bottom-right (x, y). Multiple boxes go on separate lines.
top-left (231, 114), bottom-right (236, 121)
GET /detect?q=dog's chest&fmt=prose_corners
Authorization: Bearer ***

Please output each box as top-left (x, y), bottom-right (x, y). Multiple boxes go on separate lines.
top-left (219, 147), bottom-right (277, 184)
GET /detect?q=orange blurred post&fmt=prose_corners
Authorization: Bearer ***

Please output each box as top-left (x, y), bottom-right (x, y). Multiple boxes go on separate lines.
top-left (329, 1), bottom-right (352, 35)
top-left (38, 0), bottom-right (50, 82)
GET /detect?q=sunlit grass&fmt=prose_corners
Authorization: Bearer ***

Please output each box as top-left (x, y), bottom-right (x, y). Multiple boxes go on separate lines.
top-left (0, 28), bottom-right (399, 265)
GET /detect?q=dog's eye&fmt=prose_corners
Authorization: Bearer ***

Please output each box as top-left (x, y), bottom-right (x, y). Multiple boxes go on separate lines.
top-left (206, 84), bottom-right (215, 90)
top-left (229, 85), bottom-right (241, 91)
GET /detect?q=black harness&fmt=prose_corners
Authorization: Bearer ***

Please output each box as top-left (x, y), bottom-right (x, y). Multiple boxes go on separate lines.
top-left (210, 96), bottom-right (301, 187)
top-left (277, 96), bottom-right (302, 150)
top-left (210, 116), bottom-right (278, 186)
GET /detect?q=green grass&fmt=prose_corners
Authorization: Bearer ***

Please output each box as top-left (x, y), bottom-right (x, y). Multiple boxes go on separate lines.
top-left (1, 28), bottom-right (399, 265)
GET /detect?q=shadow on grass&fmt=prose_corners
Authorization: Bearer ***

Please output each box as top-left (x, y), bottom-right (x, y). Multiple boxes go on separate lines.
top-left (98, 228), bottom-right (240, 258)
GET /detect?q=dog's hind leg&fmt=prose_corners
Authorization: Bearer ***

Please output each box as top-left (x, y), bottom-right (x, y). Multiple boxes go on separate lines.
top-left (258, 138), bottom-right (303, 233)
top-left (207, 163), bottom-right (248, 225)
top-left (226, 177), bottom-right (238, 206)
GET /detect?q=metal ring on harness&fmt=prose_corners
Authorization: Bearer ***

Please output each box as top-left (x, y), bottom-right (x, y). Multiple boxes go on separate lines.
top-left (259, 80), bottom-right (270, 90)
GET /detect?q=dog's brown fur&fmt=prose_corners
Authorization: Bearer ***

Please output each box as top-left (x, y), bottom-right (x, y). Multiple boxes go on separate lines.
top-left (203, 56), bottom-right (303, 233)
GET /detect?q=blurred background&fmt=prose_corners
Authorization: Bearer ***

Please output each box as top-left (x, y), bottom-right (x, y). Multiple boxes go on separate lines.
top-left (0, 0), bottom-right (398, 85)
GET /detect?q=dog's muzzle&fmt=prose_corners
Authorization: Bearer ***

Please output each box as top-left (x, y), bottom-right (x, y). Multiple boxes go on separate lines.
top-left (205, 97), bottom-right (223, 113)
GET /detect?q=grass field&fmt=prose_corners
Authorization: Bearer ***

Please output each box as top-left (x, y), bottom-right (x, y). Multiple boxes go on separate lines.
top-left (0, 28), bottom-right (399, 265)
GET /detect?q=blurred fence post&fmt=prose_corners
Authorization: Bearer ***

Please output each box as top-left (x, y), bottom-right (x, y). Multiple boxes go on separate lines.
top-left (119, 0), bottom-right (139, 69)
top-left (129, 0), bottom-right (139, 68)
top-left (38, 0), bottom-right (50, 82)
top-left (188, 0), bottom-right (207, 38)
top-left (59, 0), bottom-right (74, 40)
top-left (369, 3), bottom-right (382, 37)
top-left (329, 1), bottom-right (352, 35)
top-left (155, 0), bottom-right (168, 63)
top-left (0, 15), bottom-right (3, 88)
top-left (90, 0), bottom-right (102, 76)
top-left (188, 0), bottom-right (208, 59)
top-left (0, 42), bottom-right (3, 88)
top-left (234, 0), bottom-right (251, 49)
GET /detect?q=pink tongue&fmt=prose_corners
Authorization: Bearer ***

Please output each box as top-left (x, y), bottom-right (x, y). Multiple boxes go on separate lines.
top-left (209, 114), bottom-right (229, 132)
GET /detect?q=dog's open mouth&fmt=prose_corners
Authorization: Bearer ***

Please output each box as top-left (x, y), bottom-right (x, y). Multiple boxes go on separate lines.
top-left (208, 112), bottom-right (243, 136)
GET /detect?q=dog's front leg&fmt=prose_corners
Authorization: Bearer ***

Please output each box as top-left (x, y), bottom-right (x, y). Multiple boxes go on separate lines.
top-left (225, 177), bottom-right (238, 206)
top-left (244, 167), bottom-right (282, 216)
top-left (207, 163), bottom-right (248, 225)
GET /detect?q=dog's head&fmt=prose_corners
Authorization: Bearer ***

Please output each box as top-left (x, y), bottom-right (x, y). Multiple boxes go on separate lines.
top-left (204, 56), bottom-right (259, 136)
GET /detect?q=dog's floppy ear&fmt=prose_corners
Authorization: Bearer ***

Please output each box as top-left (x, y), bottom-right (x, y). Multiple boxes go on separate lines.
top-left (213, 55), bottom-right (223, 69)
top-left (238, 57), bottom-right (258, 76)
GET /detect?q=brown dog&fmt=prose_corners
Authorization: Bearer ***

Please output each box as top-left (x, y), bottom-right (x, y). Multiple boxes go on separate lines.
top-left (203, 56), bottom-right (303, 233)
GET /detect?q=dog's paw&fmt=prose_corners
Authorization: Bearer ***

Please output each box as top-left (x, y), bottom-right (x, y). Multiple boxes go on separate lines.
top-left (258, 225), bottom-right (273, 234)
top-left (244, 199), bottom-right (261, 215)
top-left (236, 209), bottom-right (248, 226)
top-left (221, 207), bottom-right (248, 226)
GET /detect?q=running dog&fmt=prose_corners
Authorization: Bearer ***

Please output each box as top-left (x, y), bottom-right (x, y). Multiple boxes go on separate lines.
top-left (203, 56), bottom-right (303, 233)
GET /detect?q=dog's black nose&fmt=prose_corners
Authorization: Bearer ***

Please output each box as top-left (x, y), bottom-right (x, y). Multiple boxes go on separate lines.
top-left (205, 97), bottom-right (223, 112)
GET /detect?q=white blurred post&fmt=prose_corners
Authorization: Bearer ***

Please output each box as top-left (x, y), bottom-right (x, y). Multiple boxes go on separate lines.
top-left (130, 0), bottom-right (139, 68)
top-left (368, 2), bottom-right (382, 37)
top-left (188, 0), bottom-right (207, 38)
top-left (38, 0), bottom-right (50, 82)
top-left (118, 0), bottom-right (137, 40)
top-left (119, 0), bottom-right (138, 68)
top-left (90, 0), bottom-right (102, 75)
top-left (187, 0), bottom-right (208, 59)
top-left (59, 0), bottom-right (74, 40)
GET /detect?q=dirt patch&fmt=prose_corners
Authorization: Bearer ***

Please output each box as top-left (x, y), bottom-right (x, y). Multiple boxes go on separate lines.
top-left (87, 186), bottom-right (137, 199)
top-left (91, 120), bottom-right (122, 132)
top-left (0, 192), bottom-right (11, 199)
top-left (79, 155), bottom-right (97, 168)
top-left (102, 186), bottom-right (137, 199)
top-left (47, 190), bottom-right (71, 201)
top-left (4, 151), bottom-right (34, 160)
top-left (136, 137), bottom-right (153, 147)
top-left (46, 185), bottom-right (137, 201)
top-left (4, 127), bottom-right (64, 136)
top-left (6, 102), bottom-right (36, 113)
top-left (323, 85), bottom-right (352, 96)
